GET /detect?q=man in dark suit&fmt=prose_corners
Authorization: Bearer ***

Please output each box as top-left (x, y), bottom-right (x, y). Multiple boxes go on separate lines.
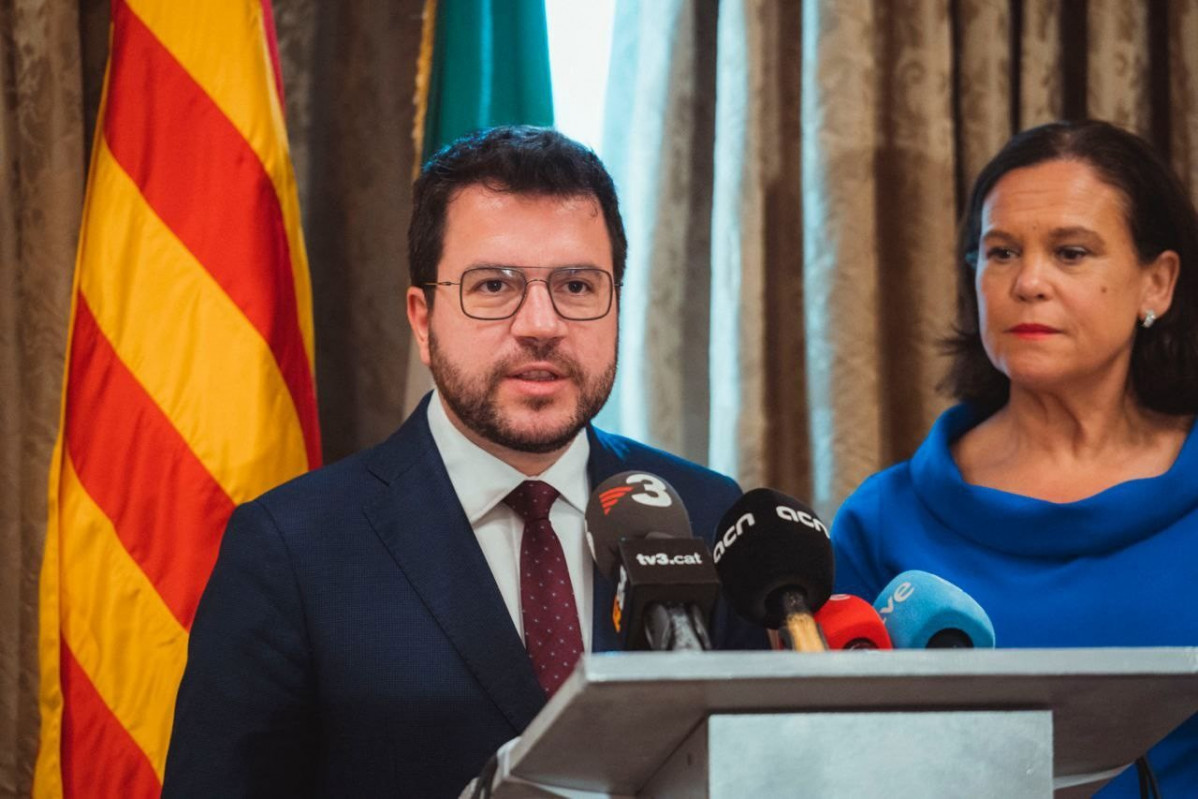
top-left (163, 127), bottom-right (766, 799)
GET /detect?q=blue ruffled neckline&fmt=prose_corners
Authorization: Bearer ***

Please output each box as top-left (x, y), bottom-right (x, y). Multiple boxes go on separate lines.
top-left (909, 404), bottom-right (1198, 558)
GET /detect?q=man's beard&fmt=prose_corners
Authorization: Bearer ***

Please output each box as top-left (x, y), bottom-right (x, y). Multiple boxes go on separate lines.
top-left (429, 333), bottom-right (616, 454)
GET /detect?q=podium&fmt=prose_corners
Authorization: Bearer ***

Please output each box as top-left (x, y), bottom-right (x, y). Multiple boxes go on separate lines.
top-left (484, 648), bottom-right (1198, 798)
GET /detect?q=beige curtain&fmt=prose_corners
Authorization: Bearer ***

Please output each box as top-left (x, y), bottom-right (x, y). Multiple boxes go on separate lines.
top-left (274, 0), bottom-right (426, 463)
top-left (731, 0), bottom-right (962, 513)
top-left (606, 0), bottom-right (1198, 520)
top-left (0, 2), bottom-right (88, 795)
top-left (596, 0), bottom-right (719, 465)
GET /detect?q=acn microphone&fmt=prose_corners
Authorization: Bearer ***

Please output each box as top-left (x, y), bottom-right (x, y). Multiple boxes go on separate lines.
top-left (873, 570), bottom-right (996, 649)
top-left (814, 594), bottom-right (892, 650)
top-left (585, 471), bottom-right (720, 651)
top-left (712, 488), bottom-right (834, 652)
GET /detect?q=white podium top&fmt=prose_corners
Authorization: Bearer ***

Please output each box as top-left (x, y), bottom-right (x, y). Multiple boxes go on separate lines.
top-left (503, 648), bottom-right (1198, 796)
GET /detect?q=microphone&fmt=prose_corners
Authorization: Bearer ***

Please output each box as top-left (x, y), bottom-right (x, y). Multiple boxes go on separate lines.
top-left (712, 488), bottom-right (834, 652)
top-left (814, 594), bottom-right (892, 650)
top-left (584, 472), bottom-right (721, 651)
top-left (873, 570), bottom-right (996, 649)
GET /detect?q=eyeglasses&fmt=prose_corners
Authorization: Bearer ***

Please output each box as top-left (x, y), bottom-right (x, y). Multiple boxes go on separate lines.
top-left (423, 266), bottom-right (619, 321)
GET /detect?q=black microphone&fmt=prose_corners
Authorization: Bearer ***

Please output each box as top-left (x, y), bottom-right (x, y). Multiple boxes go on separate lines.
top-left (585, 472), bottom-right (721, 651)
top-left (712, 488), bottom-right (834, 652)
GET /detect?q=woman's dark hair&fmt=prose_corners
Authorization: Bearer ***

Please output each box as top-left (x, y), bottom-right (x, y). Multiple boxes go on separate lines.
top-left (408, 126), bottom-right (627, 303)
top-left (943, 119), bottom-right (1198, 415)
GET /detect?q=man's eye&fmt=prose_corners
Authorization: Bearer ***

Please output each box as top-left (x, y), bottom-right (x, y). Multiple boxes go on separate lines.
top-left (563, 280), bottom-right (592, 294)
top-left (468, 276), bottom-right (520, 294)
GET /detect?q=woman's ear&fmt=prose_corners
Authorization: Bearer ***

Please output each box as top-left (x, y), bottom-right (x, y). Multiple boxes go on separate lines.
top-left (1142, 250), bottom-right (1181, 319)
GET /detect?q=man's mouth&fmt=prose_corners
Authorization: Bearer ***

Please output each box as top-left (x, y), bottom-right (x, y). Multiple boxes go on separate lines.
top-left (512, 370), bottom-right (560, 381)
top-left (508, 362), bottom-right (568, 382)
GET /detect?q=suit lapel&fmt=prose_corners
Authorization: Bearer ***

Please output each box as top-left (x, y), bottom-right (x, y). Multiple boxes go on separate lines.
top-left (586, 426), bottom-right (625, 653)
top-left (363, 399), bottom-right (546, 733)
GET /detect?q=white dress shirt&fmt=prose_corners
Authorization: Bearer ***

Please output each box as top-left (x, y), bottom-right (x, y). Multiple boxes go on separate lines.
top-left (426, 390), bottom-right (594, 649)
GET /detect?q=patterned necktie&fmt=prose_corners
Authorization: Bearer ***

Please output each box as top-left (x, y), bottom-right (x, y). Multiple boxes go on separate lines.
top-left (504, 480), bottom-right (584, 697)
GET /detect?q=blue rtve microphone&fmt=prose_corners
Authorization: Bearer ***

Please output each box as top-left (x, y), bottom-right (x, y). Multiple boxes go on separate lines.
top-left (585, 472), bottom-right (721, 651)
top-left (873, 570), bottom-right (996, 649)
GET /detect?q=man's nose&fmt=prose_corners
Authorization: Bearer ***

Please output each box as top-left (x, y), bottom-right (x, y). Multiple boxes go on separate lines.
top-left (510, 280), bottom-right (567, 338)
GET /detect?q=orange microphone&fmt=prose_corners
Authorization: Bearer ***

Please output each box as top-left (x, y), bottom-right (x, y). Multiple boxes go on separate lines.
top-left (815, 594), bottom-right (893, 650)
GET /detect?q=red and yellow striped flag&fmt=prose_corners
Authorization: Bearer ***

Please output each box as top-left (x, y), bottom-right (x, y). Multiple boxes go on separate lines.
top-left (35, 1), bottom-right (321, 796)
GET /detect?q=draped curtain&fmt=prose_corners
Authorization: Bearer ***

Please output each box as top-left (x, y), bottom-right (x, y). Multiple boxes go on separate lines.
top-left (1, 3), bottom-right (90, 795)
top-left (2, 0), bottom-right (1196, 795)
top-left (594, 0), bottom-right (719, 465)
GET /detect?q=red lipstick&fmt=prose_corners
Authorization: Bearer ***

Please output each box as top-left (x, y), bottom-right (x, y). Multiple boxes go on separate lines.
top-left (1009, 323), bottom-right (1059, 338)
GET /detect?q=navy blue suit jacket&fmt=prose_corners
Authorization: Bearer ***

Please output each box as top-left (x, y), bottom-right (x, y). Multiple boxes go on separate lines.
top-left (163, 395), bottom-right (766, 798)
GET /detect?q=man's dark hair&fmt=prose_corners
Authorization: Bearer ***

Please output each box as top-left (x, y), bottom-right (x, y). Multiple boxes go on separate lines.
top-left (409, 126), bottom-right (627, 303)
top-left (943, 119), bottom-right (1198, 415)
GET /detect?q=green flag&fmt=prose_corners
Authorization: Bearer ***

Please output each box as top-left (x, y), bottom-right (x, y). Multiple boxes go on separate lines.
top-left (421, 0), bottom-right (554, 160)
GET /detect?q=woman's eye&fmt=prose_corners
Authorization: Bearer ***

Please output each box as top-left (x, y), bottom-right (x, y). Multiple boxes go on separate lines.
top-left (985, 246), bottom-right (1017, 261)
top-left (1057, 246), bottom-right (1088, 262)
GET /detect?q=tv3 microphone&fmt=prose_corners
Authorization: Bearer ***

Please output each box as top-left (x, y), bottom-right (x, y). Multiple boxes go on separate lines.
top-left (712, 488), bottom-right (834, 652)
top-left (873, 570), bottom-right (996, 648)
top-left (585, 472), bottom-right (721, 651)
top-left (814, 594), bottom-right (892, 650)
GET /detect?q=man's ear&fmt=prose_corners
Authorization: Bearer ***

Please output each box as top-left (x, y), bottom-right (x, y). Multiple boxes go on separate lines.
top-left (406, 287), bottom-right (432, 366)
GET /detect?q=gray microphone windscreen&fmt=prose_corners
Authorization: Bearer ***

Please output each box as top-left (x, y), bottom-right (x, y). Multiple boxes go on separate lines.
top-left (585, 471), bottom-right (692, 580)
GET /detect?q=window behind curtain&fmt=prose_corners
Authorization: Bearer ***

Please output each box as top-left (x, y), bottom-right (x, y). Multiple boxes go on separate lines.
top-left (545, 0), bottom-right (625, 434)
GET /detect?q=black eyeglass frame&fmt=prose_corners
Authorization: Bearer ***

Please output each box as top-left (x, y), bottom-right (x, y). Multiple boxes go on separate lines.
top-left (422, 265), bottom-right (622, 321)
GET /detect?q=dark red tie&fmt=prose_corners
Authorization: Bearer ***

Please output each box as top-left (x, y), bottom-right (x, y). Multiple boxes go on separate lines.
top-left (504, 480), bottom-right (584, 697)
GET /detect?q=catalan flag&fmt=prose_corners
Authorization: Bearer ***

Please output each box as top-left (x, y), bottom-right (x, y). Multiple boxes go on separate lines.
top-left (34, 2), bottom-right (320, 797)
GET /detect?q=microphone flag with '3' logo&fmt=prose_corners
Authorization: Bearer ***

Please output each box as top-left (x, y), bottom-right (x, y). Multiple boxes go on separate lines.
top-left (584, 472), bottom-right (720, 651)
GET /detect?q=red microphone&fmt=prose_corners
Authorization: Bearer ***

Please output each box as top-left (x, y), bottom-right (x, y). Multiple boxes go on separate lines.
top-left (814, 594), bottom-right (892, 650)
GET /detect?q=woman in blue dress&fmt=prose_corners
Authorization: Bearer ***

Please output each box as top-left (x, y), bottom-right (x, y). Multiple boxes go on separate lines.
top-left (832, 119), bottom-right (1198, 797)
